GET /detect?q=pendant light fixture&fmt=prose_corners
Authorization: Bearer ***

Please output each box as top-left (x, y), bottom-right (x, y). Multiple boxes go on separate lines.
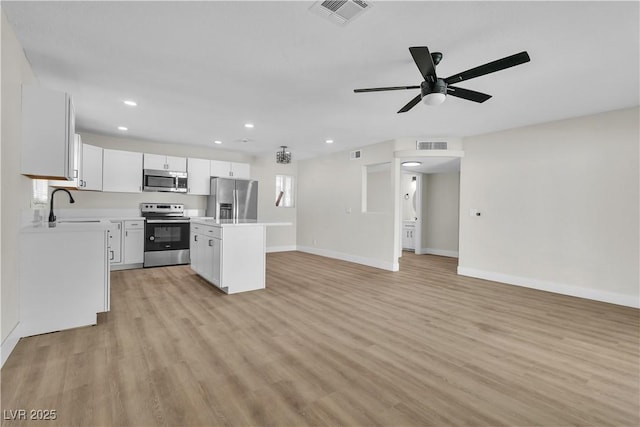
top-left (276, 146), bottom-right (291, 164)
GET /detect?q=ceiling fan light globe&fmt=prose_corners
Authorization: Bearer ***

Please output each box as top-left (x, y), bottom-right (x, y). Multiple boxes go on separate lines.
top-left (423, 92), bottom-right (446, 106)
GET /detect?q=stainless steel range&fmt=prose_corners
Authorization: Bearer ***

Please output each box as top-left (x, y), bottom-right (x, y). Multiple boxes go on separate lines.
top-left (141, 203), bottom-right (190, 267)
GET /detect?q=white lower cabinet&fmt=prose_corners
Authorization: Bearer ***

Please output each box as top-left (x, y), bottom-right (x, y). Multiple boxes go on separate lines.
top-left (110, 219), bottom-right (145, 269)
top-left (109, 221), bottom-right (123, 263)
top-left (190, 221), bottom-right (264, 294)
top-left (191, 224), bottom-right (220, 285)
top-left (123, 220), bottom-right (144, 264)
top-left (20, 226), bottom-right (110, 337)
top-left (190, 227), bottom-right (202, 275)
top-left (402, 223), bottom-right (416, 250)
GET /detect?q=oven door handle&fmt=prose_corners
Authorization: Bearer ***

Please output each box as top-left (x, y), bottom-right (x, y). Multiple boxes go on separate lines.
top-left (145, 219), bottom-right (191, 224)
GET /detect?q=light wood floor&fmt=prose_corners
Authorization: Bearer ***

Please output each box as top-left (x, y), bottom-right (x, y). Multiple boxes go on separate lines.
top-left (2, 252), bottom-right (639, 426)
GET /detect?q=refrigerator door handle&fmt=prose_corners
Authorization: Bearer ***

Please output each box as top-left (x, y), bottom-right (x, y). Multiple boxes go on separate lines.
top-left (234, 188), bottom-right (238, 220)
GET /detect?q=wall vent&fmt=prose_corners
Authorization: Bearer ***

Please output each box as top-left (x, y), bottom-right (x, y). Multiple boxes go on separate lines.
top-left (350, 150), bottom-right (362, 160)
top-left (310, 0), bottom-right (372, 25)
top-left (417, 141), bottom-right (448, 150)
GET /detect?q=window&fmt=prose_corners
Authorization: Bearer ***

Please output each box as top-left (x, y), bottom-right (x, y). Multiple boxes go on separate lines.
top-left (275, 175), bottom-right (294, 208)
top-left (32, 179), bottom-right (49, 208)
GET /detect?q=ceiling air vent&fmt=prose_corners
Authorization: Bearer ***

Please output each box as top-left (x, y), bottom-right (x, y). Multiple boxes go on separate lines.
top-left (417, 141), bottom-right (448, 150)
top-left (310, 0), bottom-right (372, 26)
top-left (350, 150), bottom-right (362, 160)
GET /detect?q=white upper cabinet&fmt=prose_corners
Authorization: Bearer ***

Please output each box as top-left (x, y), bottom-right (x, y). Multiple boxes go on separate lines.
top-left (21, 85), bottom-right (76, 180)
top-left (210, 160), bottom-right (251, 179)
top-left (230, 162), bottom-right (251, 179)
top-left (143, 153), bottom-right (186, 172)
top-left (49, 133), bottom-right (82, 189)
top-left (80, 143), bottom-right (103, 191)
top-left (103, 149), bottom-right (143, 193)
top-left (187, 158), bottom-right (211, 195)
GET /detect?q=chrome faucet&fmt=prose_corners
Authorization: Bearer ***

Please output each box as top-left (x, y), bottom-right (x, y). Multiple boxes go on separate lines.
top-left (48, 188), bottom-right (75, 227)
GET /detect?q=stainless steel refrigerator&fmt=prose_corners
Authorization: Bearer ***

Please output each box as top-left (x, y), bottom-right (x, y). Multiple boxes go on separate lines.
top-left (206, 177), bottom-right (258, 220)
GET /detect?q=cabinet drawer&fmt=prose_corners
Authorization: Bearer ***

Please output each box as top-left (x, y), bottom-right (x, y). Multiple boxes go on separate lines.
top-left (206, 226), bottom-right (222, 239)
top-left (124, 220), bottom-right (144, 229)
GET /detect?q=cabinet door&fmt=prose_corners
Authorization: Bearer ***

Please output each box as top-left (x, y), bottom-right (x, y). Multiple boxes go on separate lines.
top-left (66, 97), bottom-right (76, 180)
top-left (166, 156), bottom-right (187, 172)
top-left (21, 86), bottom-right (76, 180)
top-left (210, 160), bottom-right (231, 178)
top-left (230, 162), bottom-right (251, 179)
top-left (103, 149), bottom-right (143, 193)
top-left (109, 221), bottom-right (123, 264)
top-left (211, 237), bottom-right (221, 287)
top-left (143, 153), bottom-right (166, 170)
top-left (123, 221), bottom-right (144, 264)
top-left (81, 143), bottom-right (103, 191)
top-left (187, 158), bottom-right (211, 195)
top-left (203, 238), bottom-right (215, 283)
top-left (48, 134), bottom-right (81, 189)
top-left (190, 231), bottom-right (201, 274)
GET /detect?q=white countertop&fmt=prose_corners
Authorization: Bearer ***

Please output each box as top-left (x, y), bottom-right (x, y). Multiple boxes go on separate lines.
top-left (21, 218), bottom-right (115, 233)
top-left (191, 217), bottom-right (291, 227)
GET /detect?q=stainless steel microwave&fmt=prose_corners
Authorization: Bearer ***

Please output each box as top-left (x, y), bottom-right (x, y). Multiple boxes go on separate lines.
top-left (143, 169), bottom-right (188, 192)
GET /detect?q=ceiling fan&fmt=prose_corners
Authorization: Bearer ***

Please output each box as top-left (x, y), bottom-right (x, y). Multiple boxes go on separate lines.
top-left (354, 46), bottom-right (530, 113)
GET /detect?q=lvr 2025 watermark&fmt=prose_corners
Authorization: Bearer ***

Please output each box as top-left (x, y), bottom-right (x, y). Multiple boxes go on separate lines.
top-left (3, 409), bottom-right (57, 421)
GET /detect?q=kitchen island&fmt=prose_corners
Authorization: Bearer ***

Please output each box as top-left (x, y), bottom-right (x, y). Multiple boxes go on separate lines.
top-left (190, 218), bottom-right (289, 294)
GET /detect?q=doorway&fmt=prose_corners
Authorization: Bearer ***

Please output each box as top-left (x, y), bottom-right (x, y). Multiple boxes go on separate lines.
top-left (400, 172), bottom-right (421, 254)
top-left (395, 155), bottom-right (462, 264)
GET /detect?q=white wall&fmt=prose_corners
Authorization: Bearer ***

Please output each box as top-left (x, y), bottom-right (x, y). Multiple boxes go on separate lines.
top-left (250, 155), bottom-right (297, 251)
top-left (366, 164), bottom-right (392, 214)
top-left (297, 140), bottom-right (398, 271)
top-left (1, 9), bottom-right (38, 349)
top-left (422, 173), bottom-right (460, 257)
top-left (458, 107), bottom-right (640, 307)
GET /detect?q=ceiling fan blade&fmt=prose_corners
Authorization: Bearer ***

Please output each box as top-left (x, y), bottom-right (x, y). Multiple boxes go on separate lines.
top-left (409, 47), bottom-right (437, 83)
top-left (447, 86), bottom-right (492, 103)
top-left (397, 94), bottom-right (422, 113)
top-left (444, 51), bottom-right (530, 85)
top-left (354, 85), bottom-right (420, 93)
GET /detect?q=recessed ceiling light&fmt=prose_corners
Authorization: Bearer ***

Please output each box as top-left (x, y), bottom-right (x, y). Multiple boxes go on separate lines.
top-left (213, 140), bottom-right (222, 144)
top-left (402, 161), bottom-right (422, 167)
top-left (123, 100), bottom-right (137, 107)
top-left (326, 139), bottom-right (334, 144)
top-left (244, 123), bottom-right (254, 128)
top-left (117, 126), bottom-right (128, 131)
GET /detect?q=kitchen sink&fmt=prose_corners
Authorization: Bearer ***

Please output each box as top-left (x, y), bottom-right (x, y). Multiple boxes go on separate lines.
top-left (57, 219), bottom-right (101, 223)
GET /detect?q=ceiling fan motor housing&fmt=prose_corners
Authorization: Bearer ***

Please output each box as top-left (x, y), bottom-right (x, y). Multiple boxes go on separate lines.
top-left (421, 79), bottom-right (447, 97)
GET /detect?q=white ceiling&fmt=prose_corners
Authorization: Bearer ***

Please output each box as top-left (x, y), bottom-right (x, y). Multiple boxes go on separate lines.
top-left (3, 1), bottom-right (638, 160)
top-left (401, 156), bottom-right (461, 174)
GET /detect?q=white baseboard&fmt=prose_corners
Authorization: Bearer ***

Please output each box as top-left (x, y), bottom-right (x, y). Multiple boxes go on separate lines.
top-left (422, 248), bottom-right (459, 258)
top-left (297, 246), bottom-right (399, 272)
top-left (1, 321), bottom-right (21, 368)
top-left (457, 266), bottom-right (639, 308)
top-left (266, 245), bottom-right (298, 253)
